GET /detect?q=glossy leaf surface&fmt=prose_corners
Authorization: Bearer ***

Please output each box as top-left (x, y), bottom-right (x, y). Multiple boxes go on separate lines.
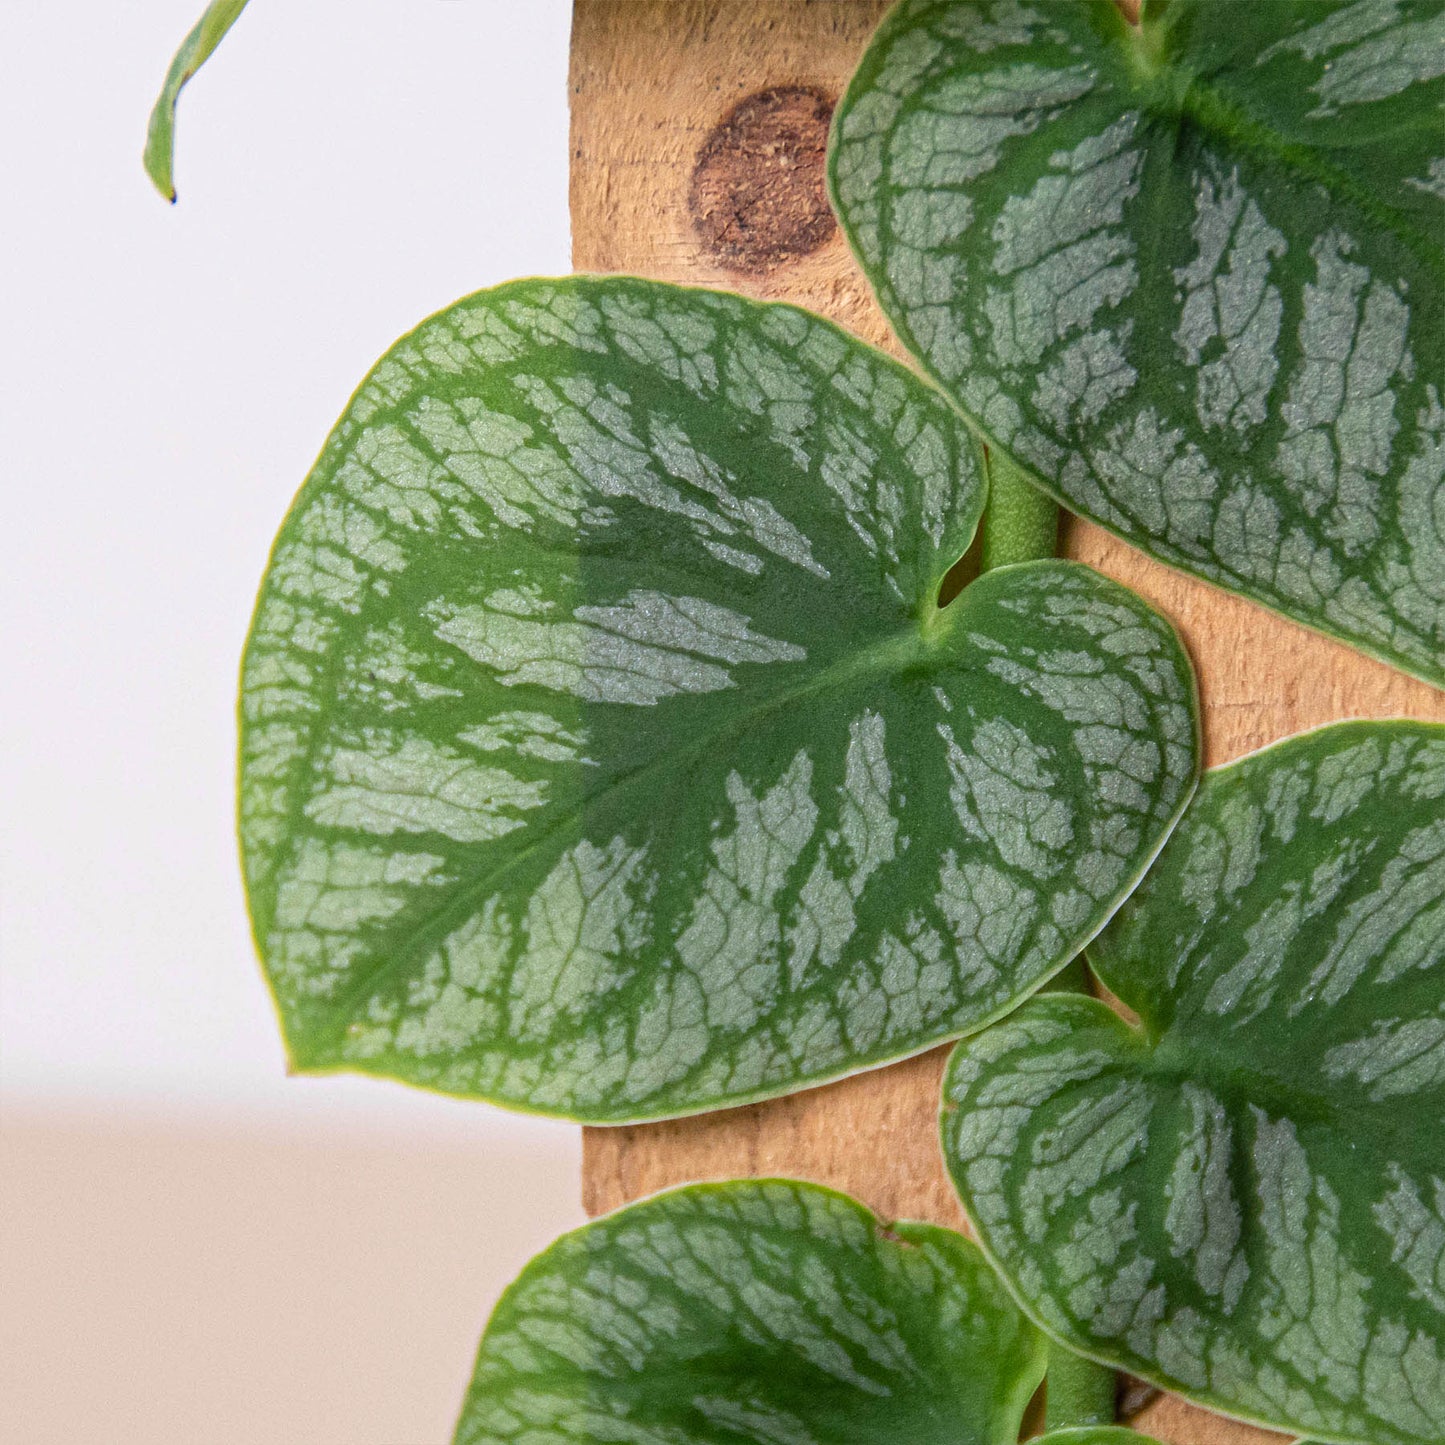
top-left (830, 0), bottom-right (1445, 686)
top-left (943, 720), bottom-right (1445, 1445)
top-left (238, 277), bottom-right (1199, 1121)
top-left (452, 1178), bottom-right (1047, 1444)
top-left (143, 0), bottom-right (249, 201)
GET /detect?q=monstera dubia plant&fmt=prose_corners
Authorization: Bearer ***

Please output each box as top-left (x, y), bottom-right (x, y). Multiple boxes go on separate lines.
top-left (150, 1), bottom-right (1443, 1442)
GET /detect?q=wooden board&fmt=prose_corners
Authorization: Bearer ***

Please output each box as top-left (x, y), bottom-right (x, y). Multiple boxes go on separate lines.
top-left (569, 4), bottom-right (1445, 1440)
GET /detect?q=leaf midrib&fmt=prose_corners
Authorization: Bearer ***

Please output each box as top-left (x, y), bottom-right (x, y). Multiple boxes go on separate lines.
top-left (293, 613), bottom-right (954, 1062)
top-left (1126, 43), bottom-right (1443, 270)
top-left (1145, 1027), bottom-right (1430, 1161)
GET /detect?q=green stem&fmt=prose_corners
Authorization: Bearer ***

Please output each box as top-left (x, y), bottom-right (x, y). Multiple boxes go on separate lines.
top-left (1041, 960), bottom-right (1116, 1427)
top-left (980, 449), bottom-right (1059, 571)
top-left (1045, 1343), bottom-right (1118, 1431)
top-left (981, 451), bottom-right (1109, 1431)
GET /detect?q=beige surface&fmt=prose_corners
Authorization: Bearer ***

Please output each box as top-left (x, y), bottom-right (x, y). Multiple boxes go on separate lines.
top-left (570, 4), bottom-right (1445, 1442)
top-left (0, 1108), bottom-right (582, 1445)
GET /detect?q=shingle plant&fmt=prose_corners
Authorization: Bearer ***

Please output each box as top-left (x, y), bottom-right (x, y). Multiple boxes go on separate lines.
top-left (150, 1), bottom-right (1443, 1442)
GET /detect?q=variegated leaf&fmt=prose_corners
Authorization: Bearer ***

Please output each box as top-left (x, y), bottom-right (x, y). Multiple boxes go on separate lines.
top-left (942, 719), bottom-right (1445, 1445)
top-left (238, 277), bottom-right (1199, 1122)
top-left (830, 0), bottom-right (1445, 687)
top-left (452, 1178), bottom-right (1050, 1445)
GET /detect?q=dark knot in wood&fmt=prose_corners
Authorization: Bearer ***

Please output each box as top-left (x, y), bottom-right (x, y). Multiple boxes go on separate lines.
top-left (690, 86), bottom-right (837, 272)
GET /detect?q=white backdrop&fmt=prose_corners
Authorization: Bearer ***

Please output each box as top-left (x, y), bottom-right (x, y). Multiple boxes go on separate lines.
top-left (1, 5), bottom-right (585, 1441)
top-left (2, 0), bottom-right (575, 1132)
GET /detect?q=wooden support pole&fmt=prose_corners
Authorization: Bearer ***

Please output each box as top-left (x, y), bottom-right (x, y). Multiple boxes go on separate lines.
top-left (568, 6), bottom-right (1445, 1441)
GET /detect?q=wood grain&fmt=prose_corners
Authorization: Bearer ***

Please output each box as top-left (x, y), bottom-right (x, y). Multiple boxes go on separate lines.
top-left (570, 5), bottom-right (1445, 1440)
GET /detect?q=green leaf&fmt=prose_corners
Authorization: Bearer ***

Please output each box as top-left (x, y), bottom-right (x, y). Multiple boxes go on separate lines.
top-left (238, 276), bottom-right (1199, 1122)
top-left (1037, 1434), bottom-right (1155, 1445)
top-left (941, 719), bottom-right (1445, 1445)
top-left (144, 0), bottom-right (250, 201)
top-left (830, 0), bottom-right (1445, 687)
top-left (451, 1178), bottom-right (1048, 1444)
top-left (454, 1178), bottom-right (1170, 1445)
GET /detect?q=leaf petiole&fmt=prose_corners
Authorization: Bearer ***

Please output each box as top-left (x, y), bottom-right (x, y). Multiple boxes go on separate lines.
top-left (1045, 1343), bottom-right (1119, 1431)
top-left (980, 449), bottom-right (1059, 572)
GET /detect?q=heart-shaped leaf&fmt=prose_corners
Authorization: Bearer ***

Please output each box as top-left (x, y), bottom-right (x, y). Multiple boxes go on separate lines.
top-left (144, 0), bottom-right (250, 201)
top-left (238, 277), bottom-right (1199, 1122)
top-left (942, 719), bottom-right (1445, 1445)
top-left (830, 0), bottom-right (1445, 687)
top-left (454, 1177), bottom-right (1050, 1445)
top-left (455, 1178), bottom-right (1166, 1444)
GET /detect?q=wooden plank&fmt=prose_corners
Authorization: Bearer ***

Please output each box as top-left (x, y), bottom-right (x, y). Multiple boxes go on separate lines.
top-left (569, 5), bottom-right (1445, 1440)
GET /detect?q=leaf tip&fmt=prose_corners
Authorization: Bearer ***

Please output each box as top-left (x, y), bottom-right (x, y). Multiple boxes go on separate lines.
top-left (142, 108), bottom-right (178, 203)
top-left (143, 0), bottom-right (251, 204)
top-left (150, 170), bottom-right (179, 204)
